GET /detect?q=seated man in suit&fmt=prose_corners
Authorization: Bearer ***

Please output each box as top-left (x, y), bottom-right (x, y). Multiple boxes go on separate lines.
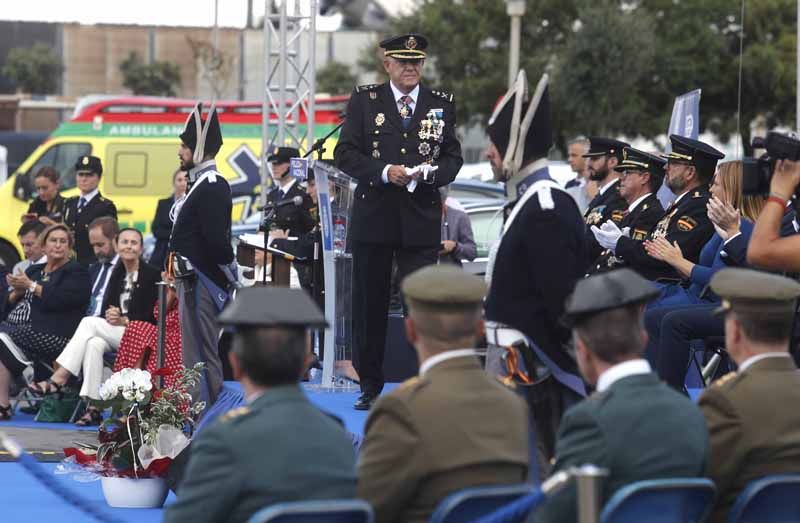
top-left (699, 268), bottom-right (800, 522)
top-left (165, 287), bottom-right (357, 523)
top-left (536, 268), bottom-right (708, 523)
top-left (358, 265), bottom-right (529, 523)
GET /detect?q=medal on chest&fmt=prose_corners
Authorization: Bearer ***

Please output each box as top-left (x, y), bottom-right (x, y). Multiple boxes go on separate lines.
top-left (652, 209), bottom-right (677, 240)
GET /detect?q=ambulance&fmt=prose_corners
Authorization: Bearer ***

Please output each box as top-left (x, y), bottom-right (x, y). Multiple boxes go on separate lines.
top-left (0, 95), bottom-right (346, 266)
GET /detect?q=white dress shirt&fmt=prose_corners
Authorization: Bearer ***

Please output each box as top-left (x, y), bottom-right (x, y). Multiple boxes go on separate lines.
top-left (381, 82), bottom-right (421, 183)
top-left (627, 192), bottom-right (652, 213)
top-left (596, 359), bottom-right (652, 392)
top-left (598, 177), bottom-right (620, 196)
top-left (419, 349), bottom-right (478, 376)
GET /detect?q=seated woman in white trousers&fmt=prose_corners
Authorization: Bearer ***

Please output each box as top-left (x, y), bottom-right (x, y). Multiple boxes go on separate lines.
top-left (27, 228), bottom-right (160, 425)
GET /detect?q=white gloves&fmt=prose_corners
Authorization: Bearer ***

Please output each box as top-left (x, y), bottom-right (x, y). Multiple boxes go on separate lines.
top-left (590, 221), bottom-right (629, 251)
top-left (405, 164), bottom-right (439, 192)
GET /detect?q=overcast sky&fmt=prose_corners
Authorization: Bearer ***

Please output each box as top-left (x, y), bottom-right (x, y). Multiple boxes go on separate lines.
top-left (0, 0), bottom-right (413, 28)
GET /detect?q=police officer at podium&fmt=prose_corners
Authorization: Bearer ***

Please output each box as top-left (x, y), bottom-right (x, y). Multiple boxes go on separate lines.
top-left (264, 147), bottom-right (315, 238)
top-left (334, 33), bottom-right (463, 410)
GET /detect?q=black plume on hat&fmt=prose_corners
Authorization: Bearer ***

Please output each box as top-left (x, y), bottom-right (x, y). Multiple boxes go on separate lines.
top-left (487, 72), bottom-right (552, 166)
top-left (180, 102), bottom-right (223, 162)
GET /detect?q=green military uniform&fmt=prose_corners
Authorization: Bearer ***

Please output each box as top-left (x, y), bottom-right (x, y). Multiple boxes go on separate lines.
top-left (698, 268), bottom-right (800, 522)
top-left (165, 287), bottom-right (357, 523)
top-left (357, 265), bottom-right (529, 523)
top-left (537, 269), bottom-right (709, 523)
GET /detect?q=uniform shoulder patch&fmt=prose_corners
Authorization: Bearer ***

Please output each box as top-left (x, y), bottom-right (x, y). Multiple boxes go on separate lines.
top-left (677, 216), bottom-right (697, 232)
top-left (430, 89), bottom-right (454, 102)
top-left (632, 228), bottom-right (648, 241)
top-left (355, 83), bottom-right (380, 93)
top-left (711, 371), bottom-right (738, 389)
top-left (220, 406), bottom-right (250, 422)
top-left (611, 209), bottom-right (626, 223)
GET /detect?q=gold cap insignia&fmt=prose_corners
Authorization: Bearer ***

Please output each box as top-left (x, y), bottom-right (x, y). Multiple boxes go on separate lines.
top-left (406, 36), bottom-right (417, 50)
top-left (369, 91), bottom-right (377, 99)
top-left (82, 157), bottom-right (89, 165)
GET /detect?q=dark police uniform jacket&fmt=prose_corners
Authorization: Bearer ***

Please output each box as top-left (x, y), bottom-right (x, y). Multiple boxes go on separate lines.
top-left (265, 179), bottom-right (316, 238)
top-left (590, 193), bottom-right (664, 274)
top-left (615, 186), bottom-right (713, 281)
top-left (485, 172), bottom-right (586, 376)
top-left (334, 82), bottom-right (463, 247)
top-left (583, 179), bottom-right (627, 262)
top-left (63, 192), bottom-right (117, 265)
top-left (699, 356), bottom-right (800, 523)
top-left (169, 162), bottom-right (234, 290)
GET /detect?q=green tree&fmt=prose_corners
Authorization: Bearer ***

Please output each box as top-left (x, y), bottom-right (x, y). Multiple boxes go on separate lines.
top-left (119, 52), bottom-right (182, 97)
top-left (317, 61), bottom-right (359, 95)
top-left (2, 42), bottom-right (63, 94)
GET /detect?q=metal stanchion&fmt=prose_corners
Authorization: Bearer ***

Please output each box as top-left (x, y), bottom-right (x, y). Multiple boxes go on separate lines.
top-left (574, 464), bottom-right (608, 523)
top-left (155, 281), bottom-right (169, 389)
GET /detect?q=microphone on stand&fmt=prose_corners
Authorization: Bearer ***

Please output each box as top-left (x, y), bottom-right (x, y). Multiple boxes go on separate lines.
top-left (259, 195), bottom-right (304, 211)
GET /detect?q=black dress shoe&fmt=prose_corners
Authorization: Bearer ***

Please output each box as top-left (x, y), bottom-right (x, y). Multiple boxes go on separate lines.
top-left (354, 392), bottom-right (377, 411)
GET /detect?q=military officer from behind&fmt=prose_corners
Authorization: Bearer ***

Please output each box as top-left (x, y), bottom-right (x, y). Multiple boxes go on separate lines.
top-left (264, 146), bottom-right (315, 238)
top-left (63, 155), bottom-right (117, 265)
top-left (358, 265), bottom-right (528, 523)
top-left (582, 137), bottom-right (629, 262)
top-left (590, 147), bottom-right (665, 273)
top-left (699, 269), bottom-right (800, 522)
top-left (165, 287), bottom-right (357, 523)
top-left (334, 33), bottom-right (463, 410)
top-left (536, 269), bottom-right (708, 523)
top-left (592, 135), bottom-right (721, 281)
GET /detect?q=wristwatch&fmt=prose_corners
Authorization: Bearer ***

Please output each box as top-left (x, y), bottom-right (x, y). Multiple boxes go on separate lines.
top-left (28, 281), bottom-right (37, 293)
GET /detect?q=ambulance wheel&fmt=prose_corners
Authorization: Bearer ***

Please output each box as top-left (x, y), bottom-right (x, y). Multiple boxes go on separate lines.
top-left (0, 241), bottom-right (20, 269)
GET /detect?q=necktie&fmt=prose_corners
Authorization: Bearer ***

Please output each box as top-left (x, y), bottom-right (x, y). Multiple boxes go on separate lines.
top-left (78, 197), bottom-right (87, 212)
top-left (399, 95), bottom-right (413, 129)
top-left (88, 262), bottom-right (112, 315)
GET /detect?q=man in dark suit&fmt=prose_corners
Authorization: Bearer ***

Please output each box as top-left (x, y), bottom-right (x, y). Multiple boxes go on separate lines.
top-left (334, 33), bottom-right (463, 410)
top-left (358, 265), bottom-right (528, 523)
top-left (592, 135), bottom-right (721, 281)
top-left (699, 269), bottom-right (800, 522)
top-left (536, 269), bottom-right (709, 523)
top-left (582, 137), bottom-right (629, 262)
top-left (590, 147), bottom-right (665, 274)
top-left (264, 147), bottom-right (315, 238)
top-left (165, 287), bottom-right (356, 523)
top-left (438, 187), bottom-right (477, 266)
top-left (63, 155), bottom-right (117, 266)
top-left (483, 71), bottom-right (587, 472)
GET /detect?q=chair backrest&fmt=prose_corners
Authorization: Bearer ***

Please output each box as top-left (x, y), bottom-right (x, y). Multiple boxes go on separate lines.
top-left (727, 474), bottom-right (800, 523)
top-left (599, 478), bottom-right (716, 523)
top-left (430, 483), bottom-right (533, 523)
top-left (246, 499), bottom-right (374, 523)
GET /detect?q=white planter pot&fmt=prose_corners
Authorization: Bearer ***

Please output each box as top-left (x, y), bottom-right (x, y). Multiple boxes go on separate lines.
top-left (100, 476), bottom-right (169, 508)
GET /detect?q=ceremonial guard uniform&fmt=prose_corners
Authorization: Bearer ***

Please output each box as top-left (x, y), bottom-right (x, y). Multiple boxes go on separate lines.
top-left (169, 102), bottom-right (235, 406)
top-left (603, 135), bottom-right (722, 281)
top-left (582, 137), bottom-right (629, 262)
top-left (483, 72), bottom-right (587, 469)
top-left (63, 156), bottom-right (117, 266)
top-left (590, 148), bottom-right (665, 273)
top-left (264, 147), bottom-right (316, 238)
top-left (334, 34), bottom-right (463, 409)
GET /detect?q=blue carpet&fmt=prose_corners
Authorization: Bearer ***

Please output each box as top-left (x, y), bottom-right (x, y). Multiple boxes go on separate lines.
top-left (3, 411), bottom-right (98, 431)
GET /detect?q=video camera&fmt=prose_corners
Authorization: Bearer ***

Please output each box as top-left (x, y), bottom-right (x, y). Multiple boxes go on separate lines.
top-left (742, 131), bottom-right (800, 196)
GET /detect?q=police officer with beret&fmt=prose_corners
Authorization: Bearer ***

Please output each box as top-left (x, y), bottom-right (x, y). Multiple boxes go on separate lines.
top-left (590, 147), bottom-right (665, 273)
top-left (63, 155), bottom-right (118, 265)
top-left (334, 33), bottom-right (463, 410)
top-left (264, 146), bottom-right (315, 238)
top-left (165, 287), bottom-right (357, 523)
top-left (699, 268), bottom-right (800, 522)
top-left (582, 137), bottom-right (630, 262)
top-left (592, 134), bottom-right (721, 281)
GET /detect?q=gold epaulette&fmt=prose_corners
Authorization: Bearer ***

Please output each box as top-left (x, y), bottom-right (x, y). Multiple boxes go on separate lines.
top-left (431, 89), bottom-right (454, 102)
top-left (355, 84), bottom-right (380, 93)
top-left (220, 406), bottom-right (250, 422)
top-left (712, 371), bottom-right (737, 388)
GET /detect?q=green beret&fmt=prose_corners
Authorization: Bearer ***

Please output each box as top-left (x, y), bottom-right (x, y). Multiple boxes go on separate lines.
top-left (402, 265), bottom-right (486, 311)
top-left (564, 268), bottom-right (659, 325)
top-left (711, 268), bottom-right (800, 315)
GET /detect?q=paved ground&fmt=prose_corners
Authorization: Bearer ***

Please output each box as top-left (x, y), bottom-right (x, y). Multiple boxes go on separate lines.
top-left (0, 427), bottom-right (96, 462)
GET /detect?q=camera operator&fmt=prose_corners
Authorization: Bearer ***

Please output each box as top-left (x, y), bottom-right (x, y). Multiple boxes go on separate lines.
top-left (747, 158), bottom-right (800, 272)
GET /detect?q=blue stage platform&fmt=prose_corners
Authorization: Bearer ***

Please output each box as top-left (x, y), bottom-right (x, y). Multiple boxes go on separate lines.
top-left (0, 382), bottom-right (396, 522)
